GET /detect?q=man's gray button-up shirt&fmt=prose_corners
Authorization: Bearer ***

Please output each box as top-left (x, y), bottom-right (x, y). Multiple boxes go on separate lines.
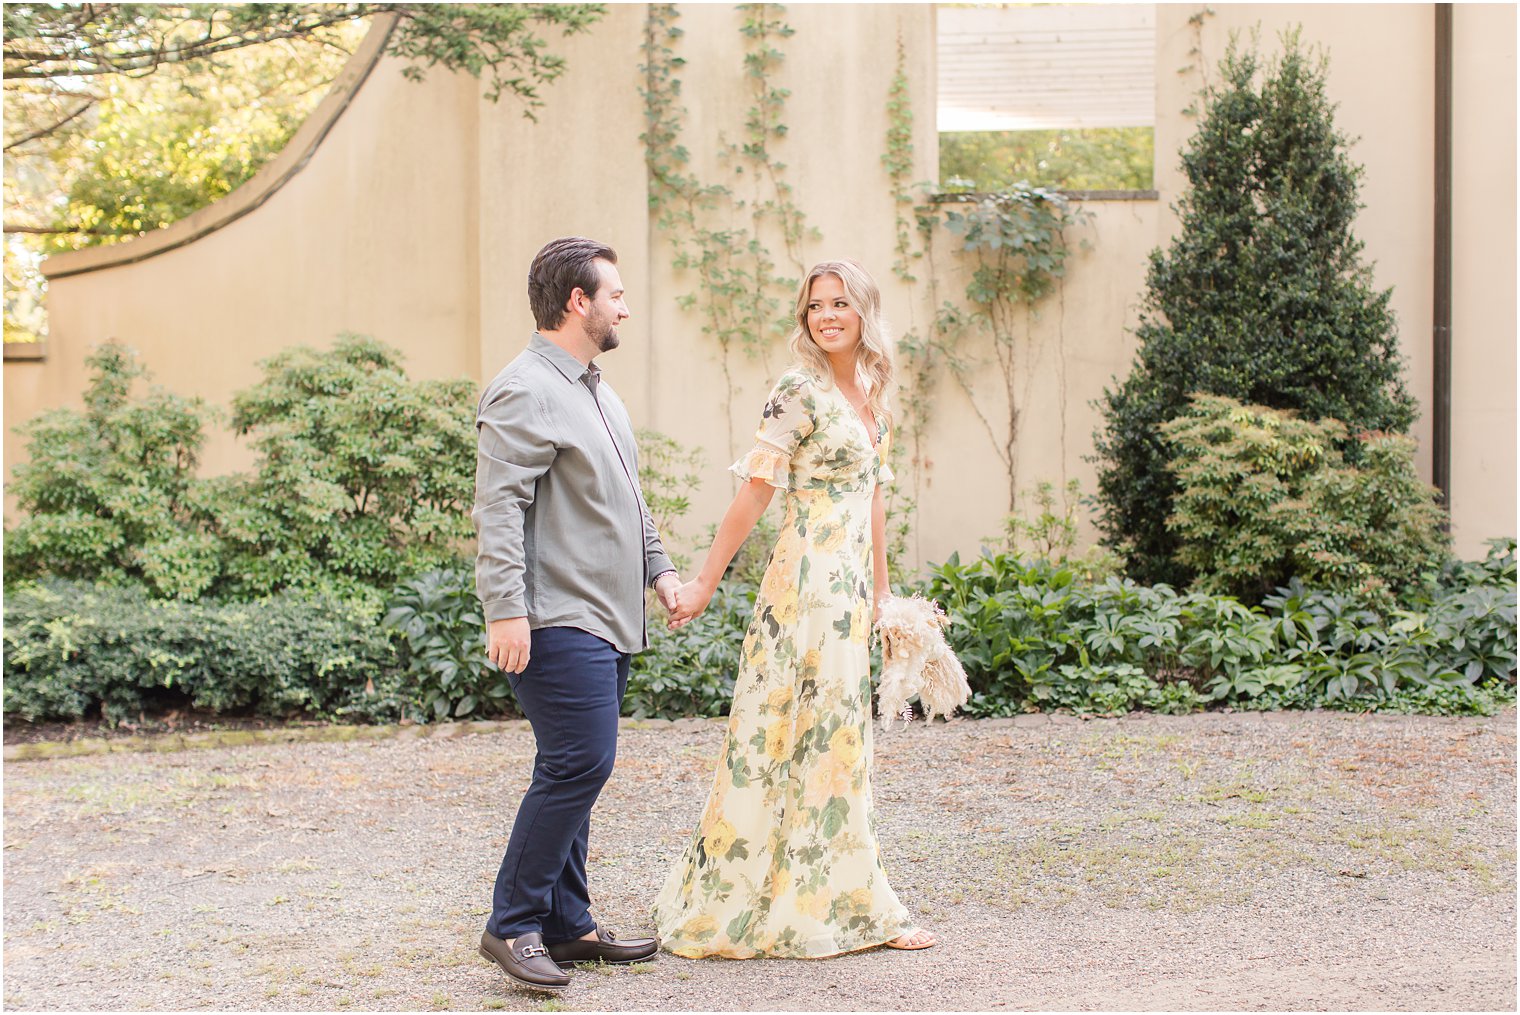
top-left (472, 333), bottom-right (675, 654)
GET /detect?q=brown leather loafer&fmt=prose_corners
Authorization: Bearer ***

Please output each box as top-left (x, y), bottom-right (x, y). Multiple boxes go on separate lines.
top-left (478, 930), bottom-right (571, 992)
top-left (545, 927), bottom-right (659, 967)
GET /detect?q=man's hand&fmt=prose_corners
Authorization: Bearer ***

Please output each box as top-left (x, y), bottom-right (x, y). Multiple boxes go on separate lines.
top-left (487, 617), bottom-right (532, 674)
top-left (668, 579), bottom-right (715, 631)
top-left (654, 572), bottom-right (682, 617)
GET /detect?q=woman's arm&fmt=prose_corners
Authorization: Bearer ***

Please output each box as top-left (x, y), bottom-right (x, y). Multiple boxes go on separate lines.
top-left (871, 482), bottom-right (890, 622)
top-left (667, 478), bottom-right (777, 629)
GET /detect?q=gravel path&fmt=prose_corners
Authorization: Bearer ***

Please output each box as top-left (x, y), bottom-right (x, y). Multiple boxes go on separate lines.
top-left (3, 708), bottom-right (1514, 1012)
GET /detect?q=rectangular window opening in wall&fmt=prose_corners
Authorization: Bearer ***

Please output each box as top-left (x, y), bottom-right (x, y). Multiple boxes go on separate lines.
top-left (4, 234), bottom-right (49, 348)
top-left (937, 3), bottom-right (1156, 193)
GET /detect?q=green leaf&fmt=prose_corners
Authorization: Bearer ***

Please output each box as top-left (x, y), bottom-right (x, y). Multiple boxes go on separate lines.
top-left (819, 795), bottom-right (850, 839)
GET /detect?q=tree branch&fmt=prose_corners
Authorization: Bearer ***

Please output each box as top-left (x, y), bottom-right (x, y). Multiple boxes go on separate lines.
top-left (4, 223), bottom-right (122, 236)
top-left (4, 9), bottom-right (368, 80)
top-left (4, 98), bottom-right (97, 151)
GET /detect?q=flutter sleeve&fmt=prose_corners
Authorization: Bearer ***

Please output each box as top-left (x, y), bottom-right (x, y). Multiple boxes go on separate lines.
top-left (729, 371), bottom-right (816, 490)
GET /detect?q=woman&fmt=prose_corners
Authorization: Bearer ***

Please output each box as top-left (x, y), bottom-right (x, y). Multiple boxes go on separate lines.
top-left (651, 259), bottom-right (935, 958)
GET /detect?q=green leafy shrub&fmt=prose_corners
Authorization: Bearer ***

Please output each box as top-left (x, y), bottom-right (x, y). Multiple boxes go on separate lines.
top-left (4, 343), bottom-right (222, 599)
top-left (919, 540), bottom-right (1514, 718)
top-left (383, 567), bottom-right (513, 721)
top-left (6, 337), bottom-right (481, 604)
top-left (3, 581), bottom-right (402, 723)
top-left (1028, 663), bottom-right (1204, 716)
top-left (1391, 583), bottom-right (1516, 689)
top-left (1162, 395), bottom-right (1448, 602)
top-left (1432, 537), bottom-right (1516, 591)
top-left (212, 334), bottom-right (478, 600)
top-left (1094, 32), bottom-right (1417, 585)
top-left (7, 341), bottom-right (716, 613)
top-left (919, 553), bottom-right (1088, 716)
top-left (921, 554), bottom-right (1266, 715)
top-left (626, 583), bottom-right (757, 720)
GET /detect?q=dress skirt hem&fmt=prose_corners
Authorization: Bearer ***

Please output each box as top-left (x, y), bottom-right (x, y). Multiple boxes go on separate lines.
top-left (658, 915), bottom-right (913, 961)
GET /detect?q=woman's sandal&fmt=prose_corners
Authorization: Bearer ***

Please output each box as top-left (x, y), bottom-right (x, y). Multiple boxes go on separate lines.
top-left (885, 928), bottom-right (936, 951)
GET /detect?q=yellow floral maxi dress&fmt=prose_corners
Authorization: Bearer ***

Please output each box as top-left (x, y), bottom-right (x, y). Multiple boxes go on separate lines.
top-left (650, 370), bottom-right (912, 959)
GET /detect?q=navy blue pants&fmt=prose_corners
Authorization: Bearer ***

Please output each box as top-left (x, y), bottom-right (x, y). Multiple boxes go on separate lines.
top-left (487, 626), bottom-right (630, 943)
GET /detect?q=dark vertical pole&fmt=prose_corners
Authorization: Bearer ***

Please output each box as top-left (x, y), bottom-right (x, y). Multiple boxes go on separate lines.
top-left (1433, 3), bottom-right (1453, 513)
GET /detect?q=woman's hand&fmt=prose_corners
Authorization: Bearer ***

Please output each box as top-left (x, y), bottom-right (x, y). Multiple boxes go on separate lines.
top-left (873, 586), bottom-right (890, 625)
top-left (668, 579), bottom-right (716, 630)
top-left (666, 478), bottom-right (774, 633)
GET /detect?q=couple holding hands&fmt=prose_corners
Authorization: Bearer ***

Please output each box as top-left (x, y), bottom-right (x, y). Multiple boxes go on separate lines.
top-left (472, 236), bottom-right (934, 993)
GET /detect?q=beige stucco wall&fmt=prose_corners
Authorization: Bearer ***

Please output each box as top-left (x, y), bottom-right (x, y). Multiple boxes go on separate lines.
top-left (891, 197), bottom-right (1157, 568)
top-left (636, 3), bottom-right (941, 566)
top-left (410, 2), bottom-right (940, 565)
top-left (1451, 3), bottom-right (1518, 554)
top-left (474, 3), bottom-right (652, 387)
top-left (5, 3), bottom-right (1514, 575)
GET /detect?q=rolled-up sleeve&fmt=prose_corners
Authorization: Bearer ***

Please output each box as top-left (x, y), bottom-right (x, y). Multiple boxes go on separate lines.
top-left (472, 383), bottom-right (557, 623)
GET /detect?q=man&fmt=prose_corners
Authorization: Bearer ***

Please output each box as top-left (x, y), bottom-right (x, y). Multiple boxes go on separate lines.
top-left (473, 236), bottom-right (680, 992)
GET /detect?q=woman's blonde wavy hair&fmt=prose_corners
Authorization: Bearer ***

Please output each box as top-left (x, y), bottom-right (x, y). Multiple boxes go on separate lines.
top-left (787, 259), bottom-right (895, 431)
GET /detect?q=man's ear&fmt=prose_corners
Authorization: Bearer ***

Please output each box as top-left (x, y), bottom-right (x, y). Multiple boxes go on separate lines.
top-left (566, 287), bottom-right (589, 321)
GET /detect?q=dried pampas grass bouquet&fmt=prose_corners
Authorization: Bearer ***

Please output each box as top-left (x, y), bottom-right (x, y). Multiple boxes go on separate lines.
top-left (873, 594), bottom-right (971, 730)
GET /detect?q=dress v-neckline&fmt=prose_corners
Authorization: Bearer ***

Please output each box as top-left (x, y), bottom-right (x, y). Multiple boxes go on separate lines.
top-left (828, 380), bottom-right (878, 452)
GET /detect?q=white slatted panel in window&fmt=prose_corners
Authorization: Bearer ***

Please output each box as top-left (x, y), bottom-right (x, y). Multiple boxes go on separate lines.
top-left (938, 4), bottom-right (1156, 132)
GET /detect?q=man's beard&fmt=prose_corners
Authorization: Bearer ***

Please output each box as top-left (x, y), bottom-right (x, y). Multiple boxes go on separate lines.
top-left (588, 306), bottom-right (620, 352)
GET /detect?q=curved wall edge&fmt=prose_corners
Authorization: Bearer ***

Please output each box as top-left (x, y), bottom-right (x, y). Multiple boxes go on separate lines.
top-left (41, 13), bottom-right (400, 281)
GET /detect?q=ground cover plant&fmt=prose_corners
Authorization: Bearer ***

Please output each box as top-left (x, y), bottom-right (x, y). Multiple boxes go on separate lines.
top-left (624, 582), bottom-right (757, 720)
top-left (2, 580), bottom-right (403, 724)
top-left (921, 540), bottom-right (1516, 718)
top-left (7, 541), bottom-right (1513, 725)
top-left (381, 567), bottom-right (499, 722)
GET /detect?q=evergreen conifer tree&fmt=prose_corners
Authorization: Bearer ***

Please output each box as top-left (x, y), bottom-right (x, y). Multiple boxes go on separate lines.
top-left (1093, 31), bottom-right (1417, 585)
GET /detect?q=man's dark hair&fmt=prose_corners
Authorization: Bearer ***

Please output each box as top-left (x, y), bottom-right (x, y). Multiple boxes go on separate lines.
top-left (528, 237), bottom-right (617, 331)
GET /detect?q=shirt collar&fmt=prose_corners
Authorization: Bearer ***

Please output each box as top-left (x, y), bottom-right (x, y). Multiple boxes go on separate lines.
top-left (528, 332), bottom-right (600, 391)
